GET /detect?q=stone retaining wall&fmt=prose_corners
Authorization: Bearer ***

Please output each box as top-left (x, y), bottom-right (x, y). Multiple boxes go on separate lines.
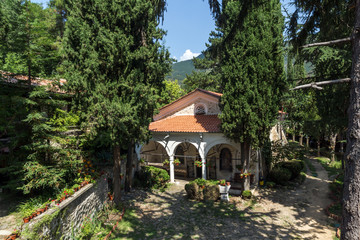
top-left (21, 176), bottom-right (109, 240)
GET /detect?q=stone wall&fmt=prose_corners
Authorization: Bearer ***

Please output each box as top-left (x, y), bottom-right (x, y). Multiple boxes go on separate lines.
top-left (21, 176), bottom-right (109, 240)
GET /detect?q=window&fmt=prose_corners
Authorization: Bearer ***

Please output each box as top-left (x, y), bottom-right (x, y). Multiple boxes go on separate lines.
top-left (220, 148), bottom-right (232, 171)
top-left (195, 104), bottom-right (206, 115)
top-left (175, 145), bottom-right (184, 164)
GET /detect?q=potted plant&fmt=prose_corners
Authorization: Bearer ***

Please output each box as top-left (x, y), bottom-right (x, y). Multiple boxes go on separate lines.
top-left (194, 160), bottom-right (202, 168)
top-left (120, 173), bottom-right (124, 180)
top-left (242, 190), bottom-right (252, 199)
top-left (173, 158), bottom-right (181, 166)
top-left (108, 192), bottom-right (113, 201)
top-left (73, 184), bottom-right (80, 192)
top-left (7, 229), bottom-right (20, 240)
top-left (163, 159), bottom-right (170, 166)
top-left (219, 179), bottom-right (226, 186)
top-left (23, 216), bottom-right (31, 223)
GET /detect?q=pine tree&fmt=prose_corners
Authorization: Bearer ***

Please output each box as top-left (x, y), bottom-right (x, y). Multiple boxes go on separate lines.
top-left (215, 0), bottom-right (286, 190)
top-left (288, 0), bottom-right (359, 237)
top-left (0, 0), bottom-right (61, 78)
top-left (62, 0), bottom-right (171, 203)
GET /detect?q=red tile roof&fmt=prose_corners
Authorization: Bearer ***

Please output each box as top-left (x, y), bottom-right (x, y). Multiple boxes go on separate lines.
top-left (0, 70), bottom-right (66, 93)
top-left (149, 115), bottom-right (221, 133)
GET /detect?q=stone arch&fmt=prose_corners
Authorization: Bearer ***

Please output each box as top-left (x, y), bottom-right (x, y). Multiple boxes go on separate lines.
top-left (169, 141), bottom-right (200, 157)
top-left (205, 143), bottom-right (240, 181)
top-left (140, 140), bottom-right (169, 164)
top-left (204, 140), bottom-right (240, 158)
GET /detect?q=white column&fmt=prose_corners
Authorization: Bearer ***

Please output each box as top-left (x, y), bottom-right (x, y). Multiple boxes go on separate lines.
top-left (201, 155), bottom-right (206, 180)
top-left (169, 154), bottom-right (175, 183)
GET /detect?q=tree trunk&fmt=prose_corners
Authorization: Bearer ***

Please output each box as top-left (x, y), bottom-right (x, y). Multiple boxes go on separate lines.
top-left (339, 132), bottom-right (344, 153)
top-left (317, 139), bottom-right (321, 157)
top-left (26, 1), bottom-right (31, 89)
top-left (306, 137), bottom-right (309, 148)
top-left (341, 1), bottom-right (360, 238)
top-left (113, 144), bottom-right (122, 205)
top-left (241, 142), bottom-right (251, 191)
top-left (329, 133), bottom-right (337, 162)
top-left (125, 140), bottom-right (134, 192)
top-left (299, 133), bottom-right (303, 146)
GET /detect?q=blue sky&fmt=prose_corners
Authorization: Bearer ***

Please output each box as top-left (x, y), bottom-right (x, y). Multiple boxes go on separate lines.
top-left (32, 0), bottom-right (293, 62)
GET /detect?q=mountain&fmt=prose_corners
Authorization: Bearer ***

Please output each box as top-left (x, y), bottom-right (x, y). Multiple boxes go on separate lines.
top-left (166, 54), bottom-right (204, 83)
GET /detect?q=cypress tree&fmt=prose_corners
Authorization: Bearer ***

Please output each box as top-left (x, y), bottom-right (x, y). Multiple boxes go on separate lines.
top-left (62, 0), bottom-right (171, 203)
top-left (217, 0), bottom-right (286, 189)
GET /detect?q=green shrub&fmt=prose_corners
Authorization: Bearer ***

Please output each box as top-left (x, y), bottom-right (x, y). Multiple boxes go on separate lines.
top-left (242, 190), bottom-right (252, 199)
top-left (269, 167), bottom-right (292, 185)
top-left (278, 160), bottom-right (304, 179)
top-left (193, 178), bottom-right (207, 187)
top-left (266, 181), bottom-right (276, 188)
top-left (135, 166), bottom-right (169, 190)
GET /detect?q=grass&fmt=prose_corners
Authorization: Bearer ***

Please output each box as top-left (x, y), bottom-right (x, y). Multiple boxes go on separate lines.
top-left (314, 157), bottom-right (342, 178)
top-left (303, 157), bottom-right (317, 177)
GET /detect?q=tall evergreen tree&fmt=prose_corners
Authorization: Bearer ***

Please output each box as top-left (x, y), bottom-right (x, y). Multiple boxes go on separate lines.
top-left (62, 0), bottom-right (171, 204)
top-left (0, 0), bottom-right (61, 78)
top-left (212, 0), bottom-right (286, 190)
top-left (288, 0), bottom-right (359, 238)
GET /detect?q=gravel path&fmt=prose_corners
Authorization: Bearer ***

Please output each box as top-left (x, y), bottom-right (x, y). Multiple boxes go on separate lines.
top-left (121, 157), bottom-right (336, 240)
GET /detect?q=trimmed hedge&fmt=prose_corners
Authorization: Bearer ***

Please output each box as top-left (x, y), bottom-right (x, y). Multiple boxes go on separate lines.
top-left (269, 167), bottom-right (292, 184)
top-left (278, 160), bottom-right (304, 180)
top-left (135, 166), bottom-right (169, 190)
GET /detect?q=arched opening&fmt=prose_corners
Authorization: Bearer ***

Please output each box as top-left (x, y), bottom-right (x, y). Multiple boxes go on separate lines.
top-left (205, 143), bottom-right (240, 180)
top-left (140, 141), bottom-right (169, 167)
top-left (220, 148), bottom-right (232, 171)
top-left (172, 142), bottom-right (200, 179)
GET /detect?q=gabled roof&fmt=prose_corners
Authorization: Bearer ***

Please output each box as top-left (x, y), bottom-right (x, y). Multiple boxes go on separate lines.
top-left (154, 88), bottom-right (222, 121)
top-left (149, 115), bottom-right (221, 133)
top-left (150, 88), bottom-right (223, 133)
top-left (159, 88), bottom-right (222, 111)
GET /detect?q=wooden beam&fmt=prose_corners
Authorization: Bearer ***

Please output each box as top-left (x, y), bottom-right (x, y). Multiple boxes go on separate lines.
top-left (301, 37), bottom-right (352, 48)
top-left (291, 78), bottom-right (351, 90)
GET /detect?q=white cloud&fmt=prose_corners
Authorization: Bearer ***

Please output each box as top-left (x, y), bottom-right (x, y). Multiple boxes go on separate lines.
top-left (179, 49), bottom-right (200, 62)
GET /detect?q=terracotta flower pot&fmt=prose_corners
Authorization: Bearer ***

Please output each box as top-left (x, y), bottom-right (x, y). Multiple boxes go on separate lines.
top-left (23, 217), bottom-right (31, 223)
top-left (6, 234), bottom-right (17, 240)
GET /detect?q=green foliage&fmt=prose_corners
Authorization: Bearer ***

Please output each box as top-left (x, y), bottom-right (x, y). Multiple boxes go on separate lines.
top-left (241, 190), bottom-right (252, 199)
top-left (135, 166), bottom-right (170, 191)
top-left (268, 167), bottom-right (292, 185)
top-left (315, 156), bottom-right (342, 178)
top-left (277, 160), bottom-right (304, 180)
top-left (48, 109), bottom-right (79, 131)
top-left (15, 87), bottom-right (82, 194)
top-left (17, 195), bottom-right (51, 218)
top-left (158, 80), bottom-right (185, 107)
top-left (271, 141), bottom-right (306, 166)
top-left (217, 0), bottom-right (287, 147)
top-left (0, 0), bottom-right (62, 77)
top-left (192, 178), bottom-right (207, 187)
top-left (63, 0), bottom-right (171, 146)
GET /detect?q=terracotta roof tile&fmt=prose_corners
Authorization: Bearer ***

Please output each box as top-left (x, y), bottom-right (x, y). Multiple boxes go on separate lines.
top-left (0, 70), bottom-right (66, 93)
top-left (149, 115), bottom-right (221, 133)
